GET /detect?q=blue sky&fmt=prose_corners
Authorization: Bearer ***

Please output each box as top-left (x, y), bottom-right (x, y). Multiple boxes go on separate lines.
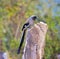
top-left (54, 0), bottom-right (60, 4)
top-left (46, 0), bottom-right (60, 16)
top-left (37, 0), bottom-right (60, 16)
top-left (53, 0), bottom-right (60, 16)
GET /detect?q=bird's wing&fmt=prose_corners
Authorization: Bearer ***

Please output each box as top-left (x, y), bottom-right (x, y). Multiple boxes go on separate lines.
top-left (22, 22), bottom-right (29, 31)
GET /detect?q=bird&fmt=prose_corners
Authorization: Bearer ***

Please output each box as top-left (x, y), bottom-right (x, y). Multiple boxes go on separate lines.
top-left (17, 15), bottom-right (37, 54)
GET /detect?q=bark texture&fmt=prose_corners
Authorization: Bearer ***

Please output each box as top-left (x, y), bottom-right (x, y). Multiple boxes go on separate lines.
top-left (22, 22), bottom-right (48, 59)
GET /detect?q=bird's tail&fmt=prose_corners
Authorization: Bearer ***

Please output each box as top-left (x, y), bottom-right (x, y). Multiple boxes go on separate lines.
top-left (17, 30), bottom-right (26, 54)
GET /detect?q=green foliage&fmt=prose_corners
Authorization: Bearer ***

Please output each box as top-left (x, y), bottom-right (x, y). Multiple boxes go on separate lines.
top-left (9, 39), bottom-right (19, 50)
top-left (44, 34), bottom-right (60, 59)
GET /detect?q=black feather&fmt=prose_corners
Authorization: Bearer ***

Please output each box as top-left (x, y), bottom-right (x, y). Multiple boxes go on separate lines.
top-left (22, 23), bottom-right (29, 31)
top-left (17, 30), bottom-right (26, 54)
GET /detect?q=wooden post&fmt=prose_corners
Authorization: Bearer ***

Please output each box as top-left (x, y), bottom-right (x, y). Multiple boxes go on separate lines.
top-left (22, 22), bottom-right (48, 59)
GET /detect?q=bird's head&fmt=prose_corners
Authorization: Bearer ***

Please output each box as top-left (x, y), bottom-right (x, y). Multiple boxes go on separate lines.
top-left (30, 15), bottom-right (40, 21)
top-left (30, 15), bottom-right (37, 20)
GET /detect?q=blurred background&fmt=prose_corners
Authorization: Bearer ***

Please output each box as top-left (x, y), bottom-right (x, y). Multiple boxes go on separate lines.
top-left (0, 0), bottom-right (60, 59)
